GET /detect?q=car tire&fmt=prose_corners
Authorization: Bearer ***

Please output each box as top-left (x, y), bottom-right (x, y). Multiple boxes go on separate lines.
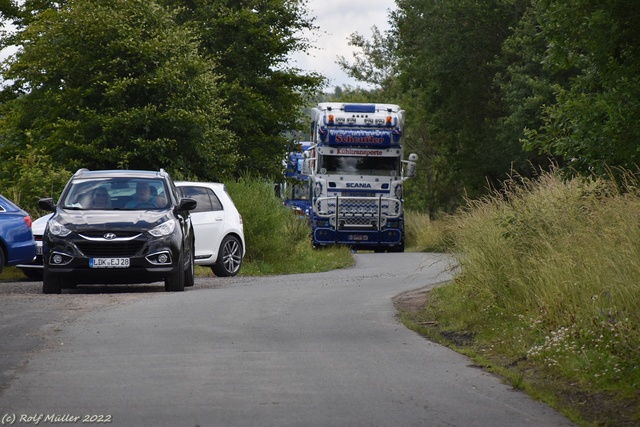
top-left (165, 253), bottom-right (185, 292)
top-left (0, 249), bottom-right (4, 276)
top-left (42, 268), bottom-right (62, 294)
top-left (184, 243), bottom-right (195, 287)
top-left (211, 235), bottom-right (243, 277)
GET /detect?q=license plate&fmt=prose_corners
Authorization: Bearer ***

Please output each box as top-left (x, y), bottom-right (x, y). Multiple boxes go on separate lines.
top-left (90, 258), bottom-right (130, 268)
top-left (36, 246), bottom-right (43, 255)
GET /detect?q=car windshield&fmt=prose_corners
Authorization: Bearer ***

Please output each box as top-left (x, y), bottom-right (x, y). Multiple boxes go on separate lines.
top-left (61, 178), bottom-right (169, 210)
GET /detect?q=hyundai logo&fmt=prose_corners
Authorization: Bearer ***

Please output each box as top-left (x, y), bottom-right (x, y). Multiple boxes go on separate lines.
top-left (104, 233), bottom-right (117, 240)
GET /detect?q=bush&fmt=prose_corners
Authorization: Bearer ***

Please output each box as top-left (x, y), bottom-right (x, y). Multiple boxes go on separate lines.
top-left (0, 146), bottom-right (70, 215)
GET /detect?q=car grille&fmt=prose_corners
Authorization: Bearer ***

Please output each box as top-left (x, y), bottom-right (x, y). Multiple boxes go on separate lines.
top-left (76, 241), bottom-right (145, 257)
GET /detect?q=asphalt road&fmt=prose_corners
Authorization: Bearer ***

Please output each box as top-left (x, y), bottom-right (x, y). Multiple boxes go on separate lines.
top-left (0, 253), bottom-right (574, 427)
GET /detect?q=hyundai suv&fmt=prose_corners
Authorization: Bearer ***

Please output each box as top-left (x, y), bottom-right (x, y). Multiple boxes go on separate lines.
top-left (38, 169), bottom-right (196, 294)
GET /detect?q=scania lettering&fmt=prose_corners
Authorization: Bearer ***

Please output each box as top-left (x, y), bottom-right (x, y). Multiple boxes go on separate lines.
top-left (302, 103), bottom-right (417, 252)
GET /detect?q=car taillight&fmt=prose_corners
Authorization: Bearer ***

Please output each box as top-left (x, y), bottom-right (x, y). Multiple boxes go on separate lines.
top-left (239, 214), bottom-right (243, 225)
top-left (24, 216), bottom-right (33, 228)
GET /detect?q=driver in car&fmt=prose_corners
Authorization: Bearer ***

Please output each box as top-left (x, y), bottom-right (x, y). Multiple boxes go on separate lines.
top-left (125, 182), bottom-right (165, 208)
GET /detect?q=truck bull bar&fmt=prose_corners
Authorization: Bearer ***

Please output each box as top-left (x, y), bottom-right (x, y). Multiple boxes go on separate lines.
top-left (313, 196), bottom-right (402, 231)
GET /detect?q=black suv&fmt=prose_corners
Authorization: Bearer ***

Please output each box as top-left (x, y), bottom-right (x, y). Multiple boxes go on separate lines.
top-left (38, 169), bottom-right (196, 294)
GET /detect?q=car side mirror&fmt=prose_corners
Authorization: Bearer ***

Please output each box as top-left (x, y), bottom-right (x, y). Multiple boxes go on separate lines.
top-left (38, 198), bottom-right (56, 212)
top-left (177, 197), bottom-right (197, 212)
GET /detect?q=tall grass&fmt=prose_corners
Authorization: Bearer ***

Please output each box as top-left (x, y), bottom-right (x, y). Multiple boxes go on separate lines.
top-left (426, 171), bottom-right (640, 398)
top-left (404, 209), bottom-right (453, 252)
top-left (225, 176), bottom-right (353, 275)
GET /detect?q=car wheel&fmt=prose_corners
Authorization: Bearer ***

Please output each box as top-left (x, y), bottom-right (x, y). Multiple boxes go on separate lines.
top-left (20, 268), bottom-right (43, 281)
top-left (42, 268), bottom-right (62, 294)
top-left (211, 235), bottom-right (243, 277)
top-left (0, 249), bottom-right (4, 276)
top-left (184, 244), bottom-right (195, 287)
top-left (165, 253), bottom-right (185, 292)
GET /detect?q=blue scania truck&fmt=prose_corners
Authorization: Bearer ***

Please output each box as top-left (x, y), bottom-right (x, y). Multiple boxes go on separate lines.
top-left (302, 103), bottom-right (417, 252)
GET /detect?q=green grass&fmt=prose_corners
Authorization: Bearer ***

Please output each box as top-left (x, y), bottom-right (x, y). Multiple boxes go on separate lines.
top-left (404, 209), bottom-right (454, 252)
top-left (400, 171), bottom-right (640, 426)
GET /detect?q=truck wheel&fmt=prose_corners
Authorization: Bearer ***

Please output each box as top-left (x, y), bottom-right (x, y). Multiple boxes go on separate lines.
top-left (389, 242), bottom-right (405, 253)
top-left (165, 253), bottom-right (185, 292)
top-left (211, 235), bottom-right (243, 277)
top-left (42, 268), bottom-right (62, 294)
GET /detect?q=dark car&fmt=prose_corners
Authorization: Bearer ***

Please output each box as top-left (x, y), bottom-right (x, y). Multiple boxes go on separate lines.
top-left (38, 169), bottom-right (196, 294)
top-left (0, 194), bottom-right (37, 275)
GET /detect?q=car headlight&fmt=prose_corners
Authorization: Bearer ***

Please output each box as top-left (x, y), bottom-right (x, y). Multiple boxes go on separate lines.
top-left (48, 220), bottom-right (72, 237)
top-left (149, 220), bottom-right (176, 237)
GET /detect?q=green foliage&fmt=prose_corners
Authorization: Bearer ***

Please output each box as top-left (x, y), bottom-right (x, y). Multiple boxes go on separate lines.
top-left (1, 0), bottom-right (237, 179)
top-left (388, 0), bottom-right (536, 216)
top-left (167, 0), bottom-right (325, 179)
top-left (1, 0), bottom-right (323, 183)
top-left (225, 175), bottom-right (353, 275)
top-left (337, 26), bottom-right (400, 94)
top-left (335, 0), bottom-right (640, 216)
top-left (0, 145), bottom-right (70, 214)
top-left (429, 170), bottom-right (640, 400)
top-left (513, 0), bottom-right (640, 175)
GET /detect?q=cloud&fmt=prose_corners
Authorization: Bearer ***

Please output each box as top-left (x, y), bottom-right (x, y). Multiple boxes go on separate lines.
top-left (289, 0), bottom-right (395, 90)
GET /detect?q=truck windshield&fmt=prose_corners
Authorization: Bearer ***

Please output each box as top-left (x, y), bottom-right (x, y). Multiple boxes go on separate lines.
top-left (319, 155), bottom-right (400, 176)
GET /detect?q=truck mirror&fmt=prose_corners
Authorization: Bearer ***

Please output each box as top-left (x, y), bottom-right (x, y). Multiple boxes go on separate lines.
top-left (406, 162), bottom-right (416, 178)
top-left (404, 153), bottom-right (418, 178)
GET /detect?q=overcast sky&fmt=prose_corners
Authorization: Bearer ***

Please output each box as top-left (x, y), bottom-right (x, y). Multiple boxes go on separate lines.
top-left (289, 0), bottom-right (397, 91)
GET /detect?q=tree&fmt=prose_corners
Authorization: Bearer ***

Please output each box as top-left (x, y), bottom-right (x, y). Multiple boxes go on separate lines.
top-left (164, 0), bottom-right (325, 179)
top-left (337, 26), bottom-right (400, 93)
top-left (0, 0), bottom-right (237, 180)
top-left (389, 0), bottom-right (534, 216)
top-left (511, 0), bottom-right (640, 175)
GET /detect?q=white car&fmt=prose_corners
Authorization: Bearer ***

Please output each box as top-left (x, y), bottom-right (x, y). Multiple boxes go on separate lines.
top-left (17, 213), bottom-right (53, 280)
top-left (175, 182), bottom-right (245, 277)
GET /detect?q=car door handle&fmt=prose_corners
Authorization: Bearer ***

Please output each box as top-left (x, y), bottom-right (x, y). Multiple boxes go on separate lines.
top-left (215, 217), bottom-right (223, 221)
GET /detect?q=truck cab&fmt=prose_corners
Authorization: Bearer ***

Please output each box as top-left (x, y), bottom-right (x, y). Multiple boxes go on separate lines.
top-left (303, 103), bottom-right (417, 251)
